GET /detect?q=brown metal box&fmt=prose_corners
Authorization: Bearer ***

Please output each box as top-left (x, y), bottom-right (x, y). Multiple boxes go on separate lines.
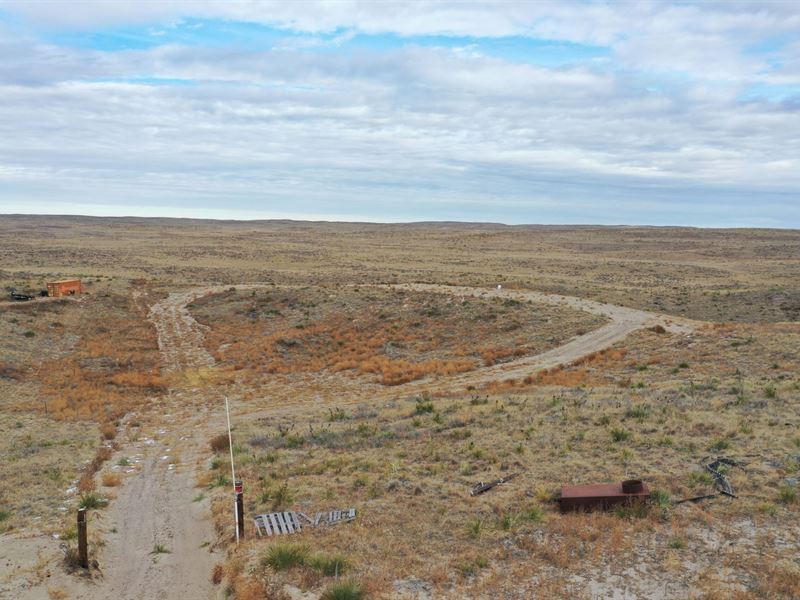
top-left (47, 279), bottom-right (82, 297)
top-left (557, 480), bottom-right (649, 513)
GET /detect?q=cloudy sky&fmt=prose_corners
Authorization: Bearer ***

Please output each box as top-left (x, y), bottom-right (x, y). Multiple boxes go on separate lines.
top-left (0, 1), bottom-right (798, 226)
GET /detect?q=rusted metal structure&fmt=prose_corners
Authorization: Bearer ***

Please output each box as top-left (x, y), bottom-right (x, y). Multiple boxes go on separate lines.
top-left (557, 479), bottom-right (649, 513)
top-left (47, 279), bottom-right (82, 297)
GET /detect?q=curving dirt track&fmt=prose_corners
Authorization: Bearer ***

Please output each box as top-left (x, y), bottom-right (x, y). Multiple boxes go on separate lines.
top-left (153, 282), bottom-right (698, 396)
top-left (76, 283), bottom-right (696, 599)
top-left (378, 283), bottom-right (698, 392)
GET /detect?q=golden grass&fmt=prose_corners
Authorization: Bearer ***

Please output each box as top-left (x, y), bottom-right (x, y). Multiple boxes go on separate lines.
top-left (190, 287), bottom-right (604, 387)
top-left (20, 295), bottom-right (165, 422)
top-left (0, 283), bottom-right (166, 534)
top-left (101, 472), bottom-right (121, 487)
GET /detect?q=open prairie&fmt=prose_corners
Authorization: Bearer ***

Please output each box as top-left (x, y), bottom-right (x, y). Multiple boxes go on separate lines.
top-left (1, 215), bottom-right (799, 600)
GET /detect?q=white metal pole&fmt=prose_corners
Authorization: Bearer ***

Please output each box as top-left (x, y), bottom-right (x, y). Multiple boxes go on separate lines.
top-left (225, 395), bottom-right (239, 544)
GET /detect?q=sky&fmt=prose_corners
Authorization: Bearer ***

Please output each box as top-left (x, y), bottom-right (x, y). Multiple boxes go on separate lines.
top-left (0, 1), bottom-right (798, 227)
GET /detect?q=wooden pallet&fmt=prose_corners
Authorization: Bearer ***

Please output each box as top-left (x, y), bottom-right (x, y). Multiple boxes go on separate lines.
top-left (253, 511), bottom-right (302, 536)
top-left (253, 508), bottom-right (356, 537)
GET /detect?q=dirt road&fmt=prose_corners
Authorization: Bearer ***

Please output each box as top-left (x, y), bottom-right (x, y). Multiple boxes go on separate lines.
top-left (155, 282), bottom-right (696, 398)
top-left (149, 289), bottom-right (216, 373)
top-left (378, 283), bottom-right (697, 392)
top-left (21, 283), bottom-right (692, 600)
top-left (77, 289), bottom-right (223, 600)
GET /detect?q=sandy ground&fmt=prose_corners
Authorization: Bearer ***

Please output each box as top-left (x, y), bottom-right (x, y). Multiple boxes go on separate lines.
top-left (149, 289), bottom-right (216, 373)
top-left (72, 290), bottom-right (225, 600)
top-left (77, 400), bottom-right (221, 600)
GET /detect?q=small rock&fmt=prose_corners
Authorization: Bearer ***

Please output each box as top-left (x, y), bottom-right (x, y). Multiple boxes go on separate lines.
top-left (394, 577), bottom-right (433, 599)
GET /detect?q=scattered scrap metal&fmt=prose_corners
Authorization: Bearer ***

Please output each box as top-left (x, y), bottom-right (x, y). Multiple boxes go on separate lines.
top-left (254, 508), bottom-right (356, 537)
top-left (674, 456), bottom-right (745, 504)
top-left (470, 472), bottom-right (520, 496)
top-left (702, 456), bottom-right (743, 498)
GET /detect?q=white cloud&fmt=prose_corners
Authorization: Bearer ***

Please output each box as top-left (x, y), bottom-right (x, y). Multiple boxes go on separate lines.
top-left (0, 2), bottom-right (798, 224)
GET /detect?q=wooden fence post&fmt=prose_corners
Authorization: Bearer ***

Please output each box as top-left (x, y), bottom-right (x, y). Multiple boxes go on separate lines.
top-left (77, 507), bottom-right (88, 569)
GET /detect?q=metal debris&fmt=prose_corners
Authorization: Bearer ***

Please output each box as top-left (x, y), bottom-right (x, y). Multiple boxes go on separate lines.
top-left (470, 472), bottom-right (520, 496)
top-left (556, 479), bottom-right (650, 512)
top-left (673, 493), bottom-right (719, 505)
top-left (701, 456), bottom-right (744, 498)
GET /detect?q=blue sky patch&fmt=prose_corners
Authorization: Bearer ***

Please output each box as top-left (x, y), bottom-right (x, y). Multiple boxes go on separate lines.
top-left (35, 16), bottom-right (610, 68)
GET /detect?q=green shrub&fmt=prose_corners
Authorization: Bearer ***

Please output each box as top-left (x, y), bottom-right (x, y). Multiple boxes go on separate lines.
top-left (210, 473), bottom-right (231, 488)
top-left (614, 502), bottom-right (649, 520)
top-left (649, 489), bottom-right (671, 508)
top-left (457, 561), bottom-right (478, 576)
top-left (79, 493), bottom-right (106, 510)
top-left (497, 513), bottom-right (515, 531)
top-left (759, 502), bottom-right (778, 516)
top-left (328, 407), bottom-right (347, 421)
top-left (322, 581), bottom-right (364, 600)
top-left (284, 434), bottom-right (305, 448)
top-left (687, 471), bottom-right (714, 488)
top-left (520, 505), bottom-right (543, 523)
top-left (708, 437), bottom-right (730, 451)
top-left (262, 543), bottom-right (310, 571)
top-left (414, 398), bottom-right (434, 415)
top-left (466, 518), bottom-right (483, 539)
top-left (610, 428), bottom-right (631, 442)
top-left (307, 554), bottom-right (350, 576)
top-left (779, 484), bottom-right (797, 505)
top-left (625, 405), bottom-right (648, 420)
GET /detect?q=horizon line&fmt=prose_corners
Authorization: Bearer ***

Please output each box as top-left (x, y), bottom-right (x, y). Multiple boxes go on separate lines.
top-left (2, 212), bottom-right (797, 232)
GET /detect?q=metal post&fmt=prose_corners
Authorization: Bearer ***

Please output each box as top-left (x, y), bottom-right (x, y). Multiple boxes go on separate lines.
top-left (77, 508), bottom-right (88, 569)
top-left (225, 396), bottom-right (239, 543)
top-left (235, 482), bottom-right (244, 540)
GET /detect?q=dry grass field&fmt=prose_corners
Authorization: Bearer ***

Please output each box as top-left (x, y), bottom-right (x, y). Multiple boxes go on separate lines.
top-left (0, 215), bottom-right (798, 600)
top-left (190, 286), bottom-right (605, 385)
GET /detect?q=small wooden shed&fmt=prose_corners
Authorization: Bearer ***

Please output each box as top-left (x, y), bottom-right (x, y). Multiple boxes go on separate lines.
top-left (47, 279), bottom-right (82, 297)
